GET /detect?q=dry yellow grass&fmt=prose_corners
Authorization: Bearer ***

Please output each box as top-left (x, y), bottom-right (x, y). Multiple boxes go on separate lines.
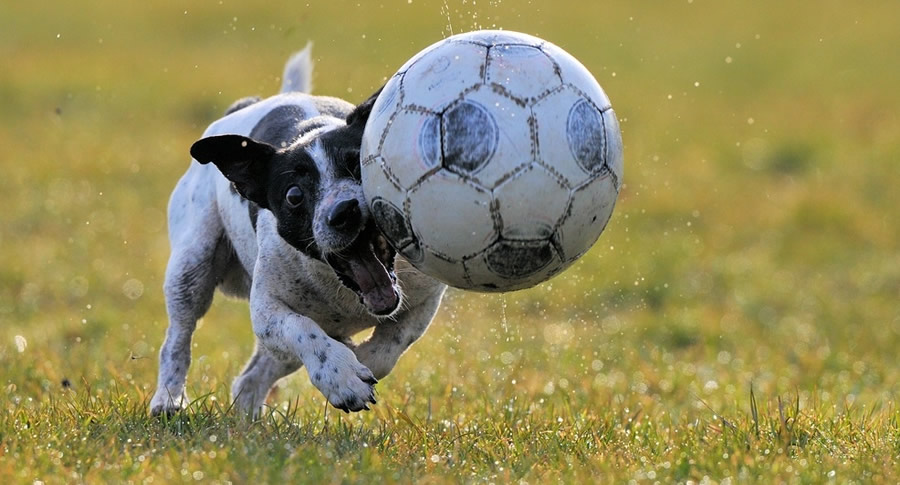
top-left (1, 0), bottom-right (898, 482)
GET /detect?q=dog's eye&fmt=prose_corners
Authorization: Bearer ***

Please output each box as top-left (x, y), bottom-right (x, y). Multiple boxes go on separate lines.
top-left (285, 186), bottom-right (304, 208)
top-left (346, 152), bottom-right (361, 178)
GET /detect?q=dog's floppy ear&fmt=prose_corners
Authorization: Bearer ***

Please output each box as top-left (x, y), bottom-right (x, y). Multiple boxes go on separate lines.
top-left (190, 134), bottom-right (277, 207)
top-left (345, 86), bottom-right (384, 128)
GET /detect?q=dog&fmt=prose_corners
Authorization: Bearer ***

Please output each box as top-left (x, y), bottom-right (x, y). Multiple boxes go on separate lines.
top-left (150, 45), bottom-right (447, 417)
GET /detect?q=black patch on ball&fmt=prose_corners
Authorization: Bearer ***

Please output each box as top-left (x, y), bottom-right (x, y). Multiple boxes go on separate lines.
top-left (566, 99), bottom-right (607, 173)
top-left (371, 198), bottom-right (413, 248)
top-left (441, 100), bottom-right (499, 175)
top-left (399, 241), bottom-right (425, 264)
top-left (418, 114), bottom-right (442, 168)
top-left (485, 240), bottom-right (555, 278)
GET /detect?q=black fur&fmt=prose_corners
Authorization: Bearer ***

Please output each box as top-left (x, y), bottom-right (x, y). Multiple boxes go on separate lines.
top-left (225, 96), bottom-right (262, 115)
top-left (190, 87), bottom-right (383, 262)
top-left (249, 105), bottom-right (308, 147)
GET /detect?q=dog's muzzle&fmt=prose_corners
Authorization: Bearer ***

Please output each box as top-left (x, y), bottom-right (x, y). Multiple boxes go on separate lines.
top-left (325, 225), bottom-right (400, 316)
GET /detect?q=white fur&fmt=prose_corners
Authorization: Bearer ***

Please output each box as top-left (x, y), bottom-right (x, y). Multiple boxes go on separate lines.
top-left (150, 49), bottom-right (446, 418)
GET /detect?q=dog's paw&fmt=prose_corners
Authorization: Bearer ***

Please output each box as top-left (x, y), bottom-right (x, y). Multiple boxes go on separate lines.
top-left (308, 344), bottom-right (377, 413)
top-left (149, 388), bottom-right (189, 417)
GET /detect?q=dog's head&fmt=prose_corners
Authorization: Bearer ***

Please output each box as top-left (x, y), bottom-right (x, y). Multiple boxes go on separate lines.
top-left (190, 91), bottom-right (400, 316)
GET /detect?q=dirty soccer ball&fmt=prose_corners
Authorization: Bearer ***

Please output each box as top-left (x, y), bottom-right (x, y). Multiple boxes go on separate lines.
top-left (361, 30), bottom-right (623, 291)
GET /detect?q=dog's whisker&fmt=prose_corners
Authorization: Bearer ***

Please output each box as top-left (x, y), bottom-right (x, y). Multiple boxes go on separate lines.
top-left (154, 45), bottom-right (446, 418)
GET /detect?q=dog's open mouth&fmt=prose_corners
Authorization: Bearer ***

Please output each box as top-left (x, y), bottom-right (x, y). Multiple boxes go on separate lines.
top-left (325, 229), bottom-right (399, 316)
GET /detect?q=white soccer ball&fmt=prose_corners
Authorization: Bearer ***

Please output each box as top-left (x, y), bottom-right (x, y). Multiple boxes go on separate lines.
top-left (361, 30), bottom-right (623, 291)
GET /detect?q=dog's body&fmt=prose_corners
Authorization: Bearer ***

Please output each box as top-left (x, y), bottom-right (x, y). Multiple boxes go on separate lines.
top-left (150, 46), bottom-right (446, 416)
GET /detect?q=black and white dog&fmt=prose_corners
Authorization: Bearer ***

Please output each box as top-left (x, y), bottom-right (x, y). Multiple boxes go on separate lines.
top-left (150, 46), bottom-right (446, 416)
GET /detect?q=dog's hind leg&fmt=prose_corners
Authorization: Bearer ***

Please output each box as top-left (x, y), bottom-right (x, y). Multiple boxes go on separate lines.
top-left (231, 342), bottom-right (301, 418)
top-left (150, 170), bottom-right (228, 416)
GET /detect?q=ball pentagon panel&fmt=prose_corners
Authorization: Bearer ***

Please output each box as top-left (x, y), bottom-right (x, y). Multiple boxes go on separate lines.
top-left (448, 85), bottom-right (533, 189)
top-left (440, 99), bottom-right (500, 177)
top-left (532, 86), bottom-right (607, 188)
top-left (465, 239), bottom-right (563, 292)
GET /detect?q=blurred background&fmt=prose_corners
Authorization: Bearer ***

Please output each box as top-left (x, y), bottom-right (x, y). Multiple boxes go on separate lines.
top-left (1, 0), bottom-right (898, 424)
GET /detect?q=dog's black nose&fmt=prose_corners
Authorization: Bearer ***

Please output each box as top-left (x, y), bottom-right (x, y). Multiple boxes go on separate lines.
top-left (327, 198), bottom-right (361, 229)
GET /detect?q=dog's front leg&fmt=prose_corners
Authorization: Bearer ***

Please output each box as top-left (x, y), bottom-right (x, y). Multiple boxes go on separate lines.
top-left (250, 290), bottom-right (378, 413)
top-left (354, 289), bottom-right (445, 379)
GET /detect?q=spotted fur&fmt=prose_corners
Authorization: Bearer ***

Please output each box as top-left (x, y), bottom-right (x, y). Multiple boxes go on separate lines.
top-left (150, 46), bottom-right (446, 417)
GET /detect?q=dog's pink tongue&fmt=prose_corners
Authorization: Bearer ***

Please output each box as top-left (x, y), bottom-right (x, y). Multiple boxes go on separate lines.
top-left (348, 253), bottom-right (398, 315)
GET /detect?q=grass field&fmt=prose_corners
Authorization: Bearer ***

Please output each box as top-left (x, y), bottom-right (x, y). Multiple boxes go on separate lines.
top-left (2, 0), bottom-right (899, 483)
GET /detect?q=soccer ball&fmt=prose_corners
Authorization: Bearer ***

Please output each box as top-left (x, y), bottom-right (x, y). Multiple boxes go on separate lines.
top-left (361, 30), bottom-right (623, 291)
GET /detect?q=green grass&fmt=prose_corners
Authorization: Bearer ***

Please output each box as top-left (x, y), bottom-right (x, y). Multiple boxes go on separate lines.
top-left (2, 0), bottom-right (899, 483)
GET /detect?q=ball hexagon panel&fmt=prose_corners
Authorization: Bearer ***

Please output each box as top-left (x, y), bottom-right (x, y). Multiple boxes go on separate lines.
top-left (361, 155), bottom-right (406, 223)
top-left (417, 249), bottom-right (471, 288)
top-left (452, 30), bottom-right (544, 48)
top-left (602, 108), bottom-right (624, 187)
top-left (362, 30), bottom-right (622, 292)
top-left (379, 108), bottom-right (443, 189)
top-left (440, 99), bottom-right (499, 177)
top-left (362, 74), bottom-right (404, 157)
top-left (395, 41), bottom-right (444, 75)
top-left (406, 170), bottom-right (497, 259)
top-left (540, 42), bottom-right (612, 111)
top-left (486, 45), bottom-right (562, 102)
top-left (493, 163), bottom-right (569, 241)
top-left (451, 85), bottom-right (534, 189)
top-left (532, 86), bottom-right (603, 188)
top-left (555, 173), bottom-right (618, 262)
top-left (401, 41), bottom-right (488, 112)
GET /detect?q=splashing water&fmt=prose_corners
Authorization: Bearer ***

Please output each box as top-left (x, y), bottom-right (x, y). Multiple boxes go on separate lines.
top-left (441, 0), bottom-right (454, 36)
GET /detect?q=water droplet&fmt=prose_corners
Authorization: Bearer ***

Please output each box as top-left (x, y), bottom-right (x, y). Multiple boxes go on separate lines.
top-left (14, 335), bottom-right (27, 353)
top-left (123, 279), bottom-right (144, 300)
